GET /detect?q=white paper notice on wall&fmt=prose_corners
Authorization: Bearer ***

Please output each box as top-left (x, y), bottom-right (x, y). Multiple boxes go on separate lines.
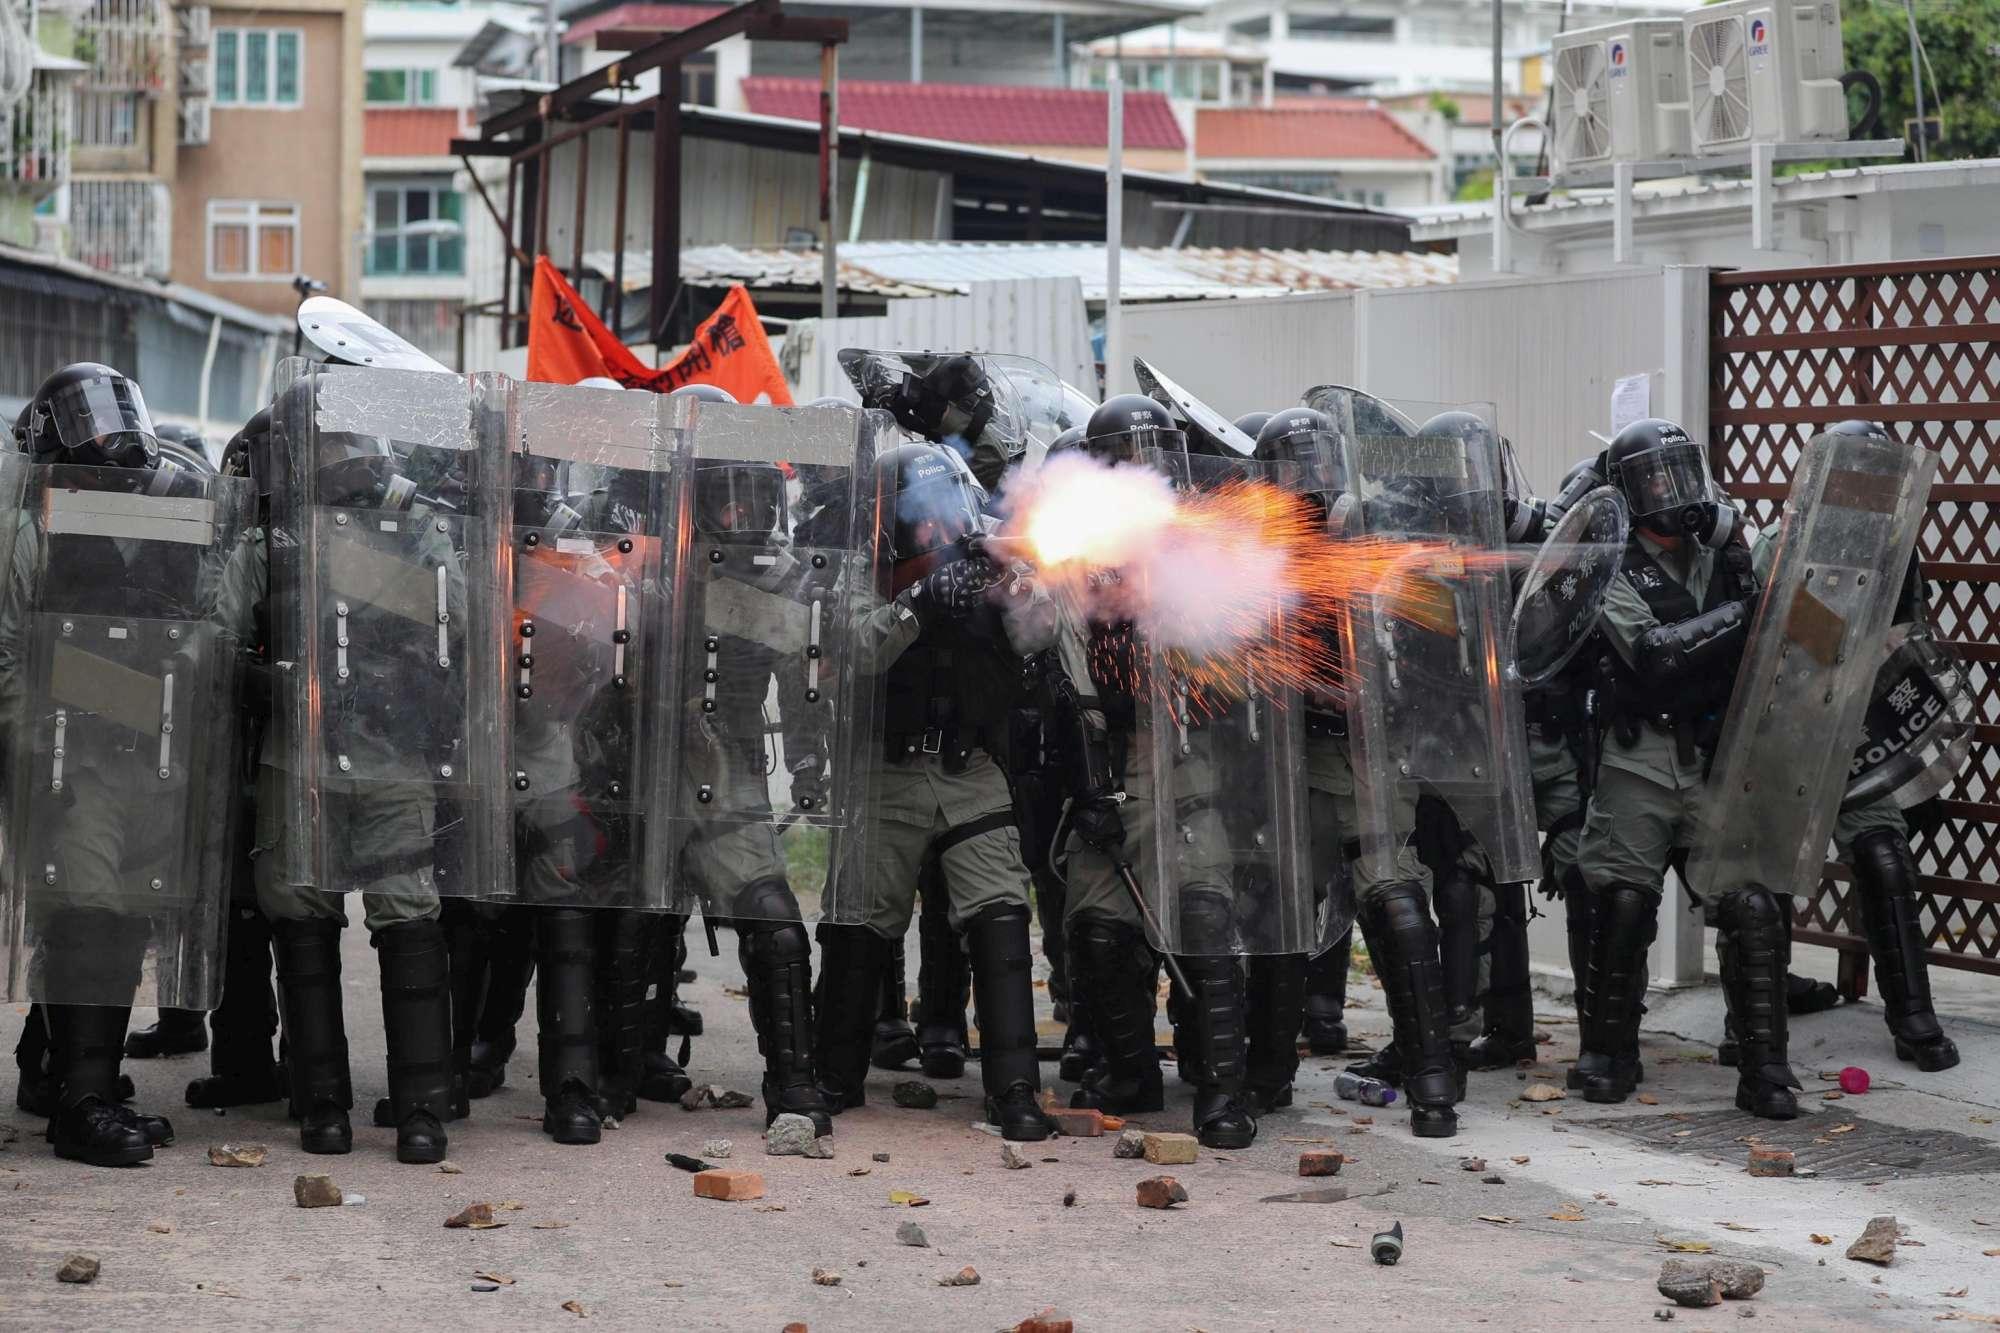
top-left (1610, 373), bottom-right (1652, 437)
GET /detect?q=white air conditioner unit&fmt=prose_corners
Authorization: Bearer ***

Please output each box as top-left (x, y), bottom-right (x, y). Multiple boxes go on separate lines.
top-left (1548, 19), bottom-right (1690, 177)
top-left (176, 4), bottom-right (211, 49)
top-left (179, 95), bottom-right (210, 146)
top-left (180, 57), bottom-right (209, 98)
top-left (1685, 0), bottom-right (1847, 156)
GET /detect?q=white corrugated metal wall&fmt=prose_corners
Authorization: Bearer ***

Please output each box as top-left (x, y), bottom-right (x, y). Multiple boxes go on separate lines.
top-left (1120, 266), bottom-right (1715, 987)
top-left (783, 276), bottom-right (1096, 403)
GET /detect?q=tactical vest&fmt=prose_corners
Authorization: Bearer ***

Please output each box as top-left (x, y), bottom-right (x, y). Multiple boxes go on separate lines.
top-left (1602, 539), bottom-right (1750, 733)
top-left (881, 602), bottom-right (1022, 770)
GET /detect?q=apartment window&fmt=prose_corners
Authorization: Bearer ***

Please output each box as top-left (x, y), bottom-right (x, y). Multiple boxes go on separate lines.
top-left (366, 181), bottom-right (464, 277)
top-left (680, 58), bottom-right (716, 106)
top-left (208, 200), bottom-right (300, 280)
top-left (213, 28), bottom-right (303, 107)
top-left (365, 68), bottom-right (440, 105)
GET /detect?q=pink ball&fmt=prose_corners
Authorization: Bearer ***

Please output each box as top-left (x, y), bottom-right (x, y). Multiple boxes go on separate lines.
top-left (1838, 1066), bottom-right (1871, 1095)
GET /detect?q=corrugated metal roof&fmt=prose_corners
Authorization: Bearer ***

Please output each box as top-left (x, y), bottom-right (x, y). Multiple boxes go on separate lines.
top-left (583, 240), bottom-right (1456, 302)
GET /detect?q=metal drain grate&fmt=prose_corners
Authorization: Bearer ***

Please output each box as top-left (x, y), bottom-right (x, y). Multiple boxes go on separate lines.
top-left (1577, 1108), bottom-right (2000, 1180)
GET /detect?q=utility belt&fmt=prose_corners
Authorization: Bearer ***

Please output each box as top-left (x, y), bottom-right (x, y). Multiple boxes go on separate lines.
top-left (884, 723), bottom-right (987, 774)
top-left (1606, 702), bottom-right (1723, 771)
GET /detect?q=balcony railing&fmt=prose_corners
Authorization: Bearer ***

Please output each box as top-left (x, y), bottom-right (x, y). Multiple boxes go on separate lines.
top-left (0, 75), bottom-right (73, 190)
top-left (76, 0), bottom-right (170, 94)
top-left (67, 175), bottom-right (172, 278)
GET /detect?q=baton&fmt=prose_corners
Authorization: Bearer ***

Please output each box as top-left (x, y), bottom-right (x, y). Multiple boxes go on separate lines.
top-left (1112, 860), bottom-right (1194, 998)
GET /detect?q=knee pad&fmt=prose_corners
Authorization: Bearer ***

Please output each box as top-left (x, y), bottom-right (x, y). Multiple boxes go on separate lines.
top-left (729, 877), bottom-right (803, 925)
top-left (966, 900), bottom-right (1029, 933)
top-left (1175, 889), bottom-right (1234, 950)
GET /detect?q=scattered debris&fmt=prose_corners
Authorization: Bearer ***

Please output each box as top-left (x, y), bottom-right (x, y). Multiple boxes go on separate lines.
top-left (1637, 1094), bottom-right (1661, 1105)
top-left (293, 1174), bottom-right (343, 1209)
top-left (693, 1170), bottom-right (766, 1202)
top-left (473, 1271), bottom-right (514, 1286)
top-left (1329, 1238), bottom-right (1364, 1249)
top-left (664, 1153), bottom-right (714, 1174)
top-left (1550, 1205), bottom-right (1587, 1222)
top-left (1062, 1187), bottom-right (1078, 1208)
top-left (1012, 1308), bottom-right (1075, 1333)
top-left (937, 1266), bottom-right (981, 1287)
top-left (680, 1085), bottom-right (755, 1112)
top-left (1511, 1155), bottom-right (1530, 1165)
top-left (767, 1114), bottom-right (834, 1160)
top-left (1478, 1216), bottom-right (1518, 1226)
top-left (1141, 1132), bottom-right (1199, 1166)
top-left (1001, 1143), bottom-right (1033, 1170)
top-left (1459, 1157), bottom-right (1486, 1173)
top-left (811, 1267), bottom-right (841, 1287)
top-left (1050, 1108), bottom-right (1106, 1138)
top-left (896, 1221), bottom-right (929, 1248)
top-left (888, 1190), bottom-right (930, 1207)
top-left (1299, 1151), bottom-right (1343, 1178)
top-left (701, 1139), bottom-right (732, 1161)
top-left (561, 1299), bottom-right (587, 1317)
top-left (891, 1081), bottom-right (939, 1110)
top-left (872, 1152), bottom-right (891, 1164)
top-left (1658, 1269), bottom-right (1722, 1310)
top-left (1113, 1129), bottom-right (1147, 1160)
top-left (437, 1161), bottom-right (463, 1175)
top-left (1371, 1222), bottom-right (1404, 1265)
top-left (1656, 1237), bottom-right (1715, 1254)
top-left (1483, 1174), bottom-right (1506, 1185)
top-left (146, 1221), bottom-right (173, 1235)
top-left (1660, 1257), bottom-right (1765, 1305)
top-left (445, 1203), bottom-right (505, 1230)
top-left (1810, 1234), bottom-right (1833, 1246)
top-left (532, 1221), bottom-right (571, 1230)
top-left (1521, 1084), bottom-right (1566, 1102)
top-left (207, 1144), bottom-right (266, 1168)
top-left (1944, 1288), bottom-right (1970, 1298)
top-left (1846, 1217), bottom-right (1900, 1266)
top-left (1838, 1067), bottom-right (1871, 1095)
top-left (471, 1283), bottom-right (499, 1294)
top-left (57, 1255), bottom-right (99, 1284)
top-left (1137, 1176), bottom-right (1188, 1209)
top-left (1746, 1147), bottom-right (1795, 1178)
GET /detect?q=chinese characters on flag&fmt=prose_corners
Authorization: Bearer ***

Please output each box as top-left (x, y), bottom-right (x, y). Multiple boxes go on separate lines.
top-left (525, 256), bottom-right (793, 404)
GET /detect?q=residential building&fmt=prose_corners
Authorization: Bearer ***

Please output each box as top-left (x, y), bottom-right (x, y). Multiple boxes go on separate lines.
top-left (1, 0), bottom-right (365, 327)
top-left (1071, 36), bottom-right (1267, 105)
top-left (1196, 103), bottom-right (1444, 207)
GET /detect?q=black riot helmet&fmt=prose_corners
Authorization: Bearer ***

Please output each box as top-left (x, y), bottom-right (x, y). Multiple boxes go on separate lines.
top-left (1083, 393), bottom-right (1183, 466)
top-left (693, 459), bottom-right (788, 543)
top-left (149, 422), bottom-right (217, 497)
top-left (876, 441), bottom-right (986, 564)
top-left (1606, 417), bottom-right (1713, 537)
top-left (1233, 410), bottom-right (1275, 440)
top-left (316, 431), bottom-right (421, 511)
top-left (1253, 407), bottom-right (1345, 509)
top-left (1825, 418), bottom-right (1895, 443)
top-left (669, 383), bottom-right (738, 405)
top-left (220, 407), bottom-right (274, 513)
top-left (1047, 425), bottom-right (1086, 459)
top-left (17, 362), bottom-right (159, 468)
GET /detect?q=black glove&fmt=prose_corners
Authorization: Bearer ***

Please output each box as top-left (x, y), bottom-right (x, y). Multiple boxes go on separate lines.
top-left (1071, 794), bottom-right (1128, 856)
top-left (911, 555), bottom-right (1003, 619)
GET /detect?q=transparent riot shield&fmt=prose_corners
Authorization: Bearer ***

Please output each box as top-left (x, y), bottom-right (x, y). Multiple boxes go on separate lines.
top-left (1843, 613), bottom-right (1974, 811)
top-left (2, 463), bottom-right (255, 1008)
top-left (838, 348), bottom-right (1084, 481)
top-left (1133, 450), bottom-right (1315, 955)
top-left (506, 382), bottom-right (681, 911)
top-left (1308, 388), bottom-right (1539, 887)
top-left (1509, 486), bottom-right (1629, 686)
top-left (268, 360), bottom-right (512, 899)
top-left (1687, 432), bottom-right (1936, 902)
top-left (1132, 358), bottom-right (1257, 457)
top-left (656, 401), bottom-right (882, 924)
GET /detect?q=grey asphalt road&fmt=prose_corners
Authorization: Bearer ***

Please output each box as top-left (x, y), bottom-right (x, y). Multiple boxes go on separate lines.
top-left (2, 922), bottom-right (1996, 1331)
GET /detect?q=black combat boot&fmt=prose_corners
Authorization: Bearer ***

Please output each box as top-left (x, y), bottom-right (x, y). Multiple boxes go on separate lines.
top-left (1575, 883), bottom-right (1657, 1105)
top-left (1432, 861), bottom-right (1483, 1046)
top-left (1362, 884), bottom-right (1460, 1138)
top-left (914, 890), bottom-right (970, 1079)
top-left (965, 903), bottom-right (1056, 1142)
top-left (1303, 932), bottom-right (1351, 1056)
top-left (593, 910), bottom-right (652, 1119)
top-left (534, 910), bottom-right (602, 1146)
top-left (1467, 880), bottom-right (1539, 1070)
top-left (441, 900), bottom-right (486, 1118)
top-left (736, 882), bottom-right (835, 1137)
top-left (1246, 953), bottom-right (1306, 1113)
top-left (272, 918), bottom-right (353, 1155)
top-left (376, 919), bottom-right (454, 1163)
top-left (467, 907), bottom-right (534, 1098)
top-left (870, 936), bottom-right (921, 1070)
top-left (1715, 963), bottom-right (1839, 1067)
top-left (1067, 917), bottom-right (1164, 1113)
top-left (1849, 829), bottom-right (1960, 1072)
top-left (124, 1009), bottom-right (207, 1060)
top-left (636, 914), bottom-right (694, 1103)
top-left (1056, 919), bottom-right (1104, 1085)
top-left (1178, 953), bottom-right (1257, 1148)
top-left (1562, 871), bottom-right (1601, 1091)
top-left (813, 923), bottom-right (893, 1110)
top-left (1717, 889), bottom-right (1803, 1120)
top-left (186, 903), bottom-right (284, 1109)
top-left (15, 1004), bottom-right (57, 1118)
top-left (47, 1004), bottom-right (153, 1167)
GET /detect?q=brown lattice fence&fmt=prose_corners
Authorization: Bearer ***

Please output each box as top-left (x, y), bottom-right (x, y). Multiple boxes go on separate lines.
top-left (1709, 254), bottom-right (2000, 989)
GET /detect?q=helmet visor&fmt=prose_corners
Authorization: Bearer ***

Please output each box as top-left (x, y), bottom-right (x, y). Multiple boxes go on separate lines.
top-left (1265, 422), bottom-right (1346, 500)
top-left (1089, 422), bottom-right (1186, 467)
top-left (891, 469), bottom-right (983, 561)
top-left (1617, 440), bottom-right (1710, 522)
top-left (695, 463), bottom-right (787, 540)
top-left (44, 375), bottom-right (156, 465)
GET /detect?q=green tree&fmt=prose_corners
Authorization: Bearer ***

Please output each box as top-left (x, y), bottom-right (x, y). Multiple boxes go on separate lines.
top-left (1839, 0), bottom-right (2000, 160)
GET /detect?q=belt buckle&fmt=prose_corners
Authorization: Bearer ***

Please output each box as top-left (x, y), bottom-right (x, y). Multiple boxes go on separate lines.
top-left (921, 728), bottom-right (943, 755)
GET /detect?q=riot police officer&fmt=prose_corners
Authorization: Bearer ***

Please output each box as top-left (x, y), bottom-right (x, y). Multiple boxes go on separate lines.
top-left (812, 441), bottom-right (1058, 1142)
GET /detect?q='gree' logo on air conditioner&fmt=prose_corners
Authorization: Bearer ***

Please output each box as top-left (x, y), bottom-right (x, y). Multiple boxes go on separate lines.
top-left (1748, 17), bottom-right (1770, 55)
top-left (1608, 40), bottom-right (1628, 77)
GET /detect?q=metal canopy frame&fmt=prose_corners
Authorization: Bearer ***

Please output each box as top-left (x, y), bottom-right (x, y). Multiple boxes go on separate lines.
top-left (456, 0), bottom-right (848, 351)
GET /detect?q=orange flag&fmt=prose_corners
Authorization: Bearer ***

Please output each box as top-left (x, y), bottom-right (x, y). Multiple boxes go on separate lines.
top-left (525, 256), bottom-right (793, 404)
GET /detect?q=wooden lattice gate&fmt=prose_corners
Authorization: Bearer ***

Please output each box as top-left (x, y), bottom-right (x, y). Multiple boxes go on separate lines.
top-left (1709, 254), bottom-right (2000, 987)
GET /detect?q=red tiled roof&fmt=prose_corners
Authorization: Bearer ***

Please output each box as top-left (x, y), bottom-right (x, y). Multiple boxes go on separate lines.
top-left (1197, 106), bottom-right (1434, 162)
top-left (365, 108), bottom-right (467, 158)
top-left (741, 76), bottom-right (1185, 151)
top-left (564, 3), bottom-right (725, 46)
